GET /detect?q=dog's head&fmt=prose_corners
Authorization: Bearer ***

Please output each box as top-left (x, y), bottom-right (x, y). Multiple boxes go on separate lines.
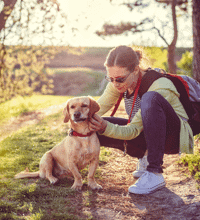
top-left (63, 96), bottom-right (100, 123)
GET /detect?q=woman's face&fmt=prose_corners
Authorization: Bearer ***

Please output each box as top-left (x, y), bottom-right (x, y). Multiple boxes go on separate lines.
top-left (106, 66), bottom-right (139, 93)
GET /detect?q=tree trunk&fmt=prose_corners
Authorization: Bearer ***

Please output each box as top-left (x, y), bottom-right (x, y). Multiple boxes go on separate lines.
top-left (192, 0), bottom-right (200, 82)
top-left (0, 0), bottom-right (18, 33)
top-left (167, 0), bottom-right (178, 74)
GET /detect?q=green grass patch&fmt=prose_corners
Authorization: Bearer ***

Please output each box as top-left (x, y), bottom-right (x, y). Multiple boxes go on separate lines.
top-left (80, 69), bottom-right (108, 96)
top-left (177, 136), bottom-right (200, 185)
top-left (80, 47), bottom-right (111, 57)
top-left (177, 153), bottom-right (200, 182)
top-left (0, 95), bottom-right (70, 124)
top-left (51, 67), bottom-right (107, 96)
top-left (0, 67), bottom-right (105, 124)
top-left (0, 109), bottom-right (111, 219)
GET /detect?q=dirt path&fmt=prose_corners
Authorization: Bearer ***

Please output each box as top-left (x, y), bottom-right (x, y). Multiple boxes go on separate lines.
top-left (1, 101), bottom-right (200, 219)
top-left (85, 150), bottom-right (200, 220)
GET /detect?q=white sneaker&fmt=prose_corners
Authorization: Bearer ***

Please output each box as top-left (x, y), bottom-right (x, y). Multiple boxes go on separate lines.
top-left (128, 171), bottom-right (166, 194)
top-left (132, 155), bottom-right (149, 178)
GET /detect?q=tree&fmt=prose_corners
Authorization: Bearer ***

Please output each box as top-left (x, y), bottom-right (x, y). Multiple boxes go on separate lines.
top-left (0, 0), bottom-right (18, 33)
top-left (192, 0), bottom-right (200, 82)
top-left (154, 0), bottom-right (178, 74)
top-left (0, 0), bottom-right (68, 102)
top-left (96, 0), bottom-right (189, 74)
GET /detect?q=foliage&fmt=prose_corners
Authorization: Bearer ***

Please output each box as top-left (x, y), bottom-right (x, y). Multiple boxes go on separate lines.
top-left (0, 0), bottom-right (69, 103)
top-left (0, 107), bottom-right (111, 219)
top-left (178, 152), bottom-right (200, 184)
top-left (177, 133), bottom-right (200, 186)
top-left (141, 47), bottom-right (194, 75)
top-left (177, 50), bottom-right (193, 77)
top-left (0, 45), bottom-right (65, 103)
top-left (142, 46), bottom-right (168, 70)
top-left (97, 1), bottom-right (191, 74)
top-left (1, 0), bottom-right (68, 45)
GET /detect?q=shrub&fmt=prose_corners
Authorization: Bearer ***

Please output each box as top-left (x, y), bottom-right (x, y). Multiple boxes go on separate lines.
top-left (177, 50), bottom-right (193, 77)
top-left (0, 45), bottom-right (63, 103)
top-left (143, 46), bottom-right (168, 71)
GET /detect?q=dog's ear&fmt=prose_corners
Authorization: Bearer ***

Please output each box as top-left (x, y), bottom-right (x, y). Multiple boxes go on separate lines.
top-left (89, 96), bottom-right (100, 117)
top-left (63, 101), bottom-right (70, 123)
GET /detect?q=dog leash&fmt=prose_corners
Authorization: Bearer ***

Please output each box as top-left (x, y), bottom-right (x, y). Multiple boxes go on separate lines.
top-left (110, 93), bottom-right (124, 117)
top-left (110, 71), bottom-right (142, 156)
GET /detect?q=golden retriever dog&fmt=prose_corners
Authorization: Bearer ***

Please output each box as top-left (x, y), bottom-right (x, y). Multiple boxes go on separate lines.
top-left (14, 96), bottom-right (102, 191)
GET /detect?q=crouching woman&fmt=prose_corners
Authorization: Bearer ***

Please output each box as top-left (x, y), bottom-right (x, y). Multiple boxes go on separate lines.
top-left (89, 45), bottom-right (193, 195)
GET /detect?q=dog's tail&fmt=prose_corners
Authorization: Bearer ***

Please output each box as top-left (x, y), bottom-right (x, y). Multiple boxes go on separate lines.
top-left (14, 168), bottom-right (40, 179)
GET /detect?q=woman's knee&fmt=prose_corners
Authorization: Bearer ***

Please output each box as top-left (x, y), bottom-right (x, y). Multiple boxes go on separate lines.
top-left (141, 91), bottom-right (161, 114)
top-left (141, 91), bottom-right (162, 106)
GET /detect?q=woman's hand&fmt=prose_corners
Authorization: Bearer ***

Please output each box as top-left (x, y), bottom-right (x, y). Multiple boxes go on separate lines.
top-left (89, 114), bottom-right (107, 133)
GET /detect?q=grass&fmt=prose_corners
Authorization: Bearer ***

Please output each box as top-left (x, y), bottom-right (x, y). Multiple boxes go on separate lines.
top-left (50, 67), bottom-right (107, 96)
top-left (0, 67), bottom-right (107, 124)
top-left (177, 135), bottom-right (200, 186)
top-left (79, 69), bottom-right (107, 96)
top-left (0, 95), bottom-right (70, 124)
top-left (0, 108), bottom-right (111, 220)
top-left (80, 47), bottom-right (111, 57)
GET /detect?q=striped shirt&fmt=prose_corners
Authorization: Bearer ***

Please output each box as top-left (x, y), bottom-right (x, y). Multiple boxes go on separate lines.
top-left (124, 68), bottom-right (167, 120)
top-left (124, 91), bottom-right (141, 120)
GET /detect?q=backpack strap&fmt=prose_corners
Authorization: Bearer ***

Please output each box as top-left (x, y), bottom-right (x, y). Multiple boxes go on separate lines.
top-left (163, 73), bottom-right (194, 119)
top-left (166, 73), bottom-right (190, 96)
top-left (138, 70), bottom-right (163, 97)
top-left (138, 69), bottom-right (195, 121)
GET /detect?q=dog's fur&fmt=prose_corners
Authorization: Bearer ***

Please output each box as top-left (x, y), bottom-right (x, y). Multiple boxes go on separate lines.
top-left (14, 96), bottom-right (102, 191)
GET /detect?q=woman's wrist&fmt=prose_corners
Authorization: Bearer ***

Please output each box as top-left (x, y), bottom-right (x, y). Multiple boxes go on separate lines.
top-left (99, 119), bottom-right (107, 134)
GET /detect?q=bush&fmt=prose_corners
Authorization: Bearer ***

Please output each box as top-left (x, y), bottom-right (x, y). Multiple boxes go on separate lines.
top-left (143, 46), bottom-right (168, 71)
top-left (177, 51), bottom-right (193, 77)
top-left (178, 134), bottom-right (200, 183)
top-left (178, 153), bottom-right (200, 181)
top-left (0, 45), bottom-right (64, 103)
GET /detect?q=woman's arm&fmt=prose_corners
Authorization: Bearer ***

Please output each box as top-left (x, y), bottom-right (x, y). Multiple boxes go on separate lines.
top-left (90, 80), bottom-right (187, 140)
top-left (97, 82), bottom-right (121, 116)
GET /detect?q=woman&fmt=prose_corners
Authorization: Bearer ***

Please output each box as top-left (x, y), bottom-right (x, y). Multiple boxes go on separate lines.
top-left (89, 45), bottom-right (194, 195)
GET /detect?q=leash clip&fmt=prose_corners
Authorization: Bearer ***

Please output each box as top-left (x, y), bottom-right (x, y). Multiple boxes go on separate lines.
top-left (69, 129), bottom-right (73, 137)
top-left (123, 141), bottom-right (127, 156)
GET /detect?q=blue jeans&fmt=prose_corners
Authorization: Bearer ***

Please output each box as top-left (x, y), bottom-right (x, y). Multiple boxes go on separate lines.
top-left (98, 91), bottom-right (180, 173)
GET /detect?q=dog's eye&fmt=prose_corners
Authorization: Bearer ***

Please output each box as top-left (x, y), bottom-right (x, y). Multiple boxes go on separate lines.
top-left (71, 105), bottom-right (75, 109)
top-left (81, 104), bottom-right (88, 108)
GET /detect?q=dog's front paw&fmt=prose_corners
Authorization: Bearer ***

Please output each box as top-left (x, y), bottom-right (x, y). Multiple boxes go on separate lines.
top-left (49, 177), bottom-right (59, 185)
top-left (71, 182), bottom-right (83, 191)
top-left (88, 182), bottom-right (102, 190)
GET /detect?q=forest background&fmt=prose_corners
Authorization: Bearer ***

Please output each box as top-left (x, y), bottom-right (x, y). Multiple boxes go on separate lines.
top-left (0, 0), bottom-right (199, 103)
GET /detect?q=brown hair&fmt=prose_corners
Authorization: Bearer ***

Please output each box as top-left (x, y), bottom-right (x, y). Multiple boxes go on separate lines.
top-left (104, 45), bottom-right (147, 72)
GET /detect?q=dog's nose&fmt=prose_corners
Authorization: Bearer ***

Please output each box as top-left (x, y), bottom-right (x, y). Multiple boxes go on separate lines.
top-left (74, 111), bottom-right (81, 119)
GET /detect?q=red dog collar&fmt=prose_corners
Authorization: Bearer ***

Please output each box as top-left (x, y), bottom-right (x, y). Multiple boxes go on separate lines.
top-left (69, 129), bottom-right (94, 137)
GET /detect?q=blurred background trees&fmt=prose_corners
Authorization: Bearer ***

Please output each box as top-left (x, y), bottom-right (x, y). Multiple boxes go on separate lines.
top-left (0, 0), bottom-right (199, 104)
top-left (96, 0), bottom-right (190, 75)
top-left (0, 0), bottom-right (68, 103)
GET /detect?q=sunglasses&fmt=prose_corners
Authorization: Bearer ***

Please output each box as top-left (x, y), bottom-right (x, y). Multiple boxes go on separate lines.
top-left (105, 71), bottom-right (132, 83)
